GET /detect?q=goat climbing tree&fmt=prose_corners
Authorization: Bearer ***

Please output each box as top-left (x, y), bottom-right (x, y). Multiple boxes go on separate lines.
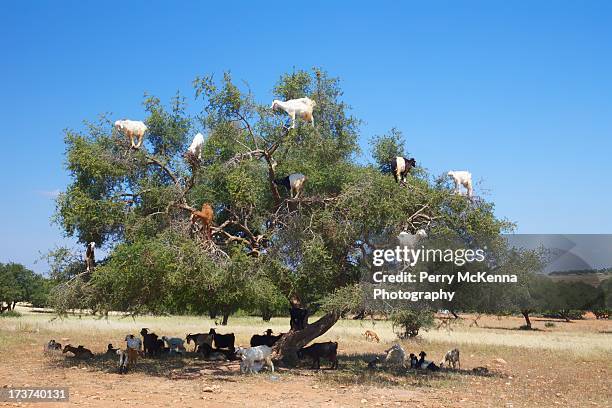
top-left (54, 68), bottom-right (532, 363)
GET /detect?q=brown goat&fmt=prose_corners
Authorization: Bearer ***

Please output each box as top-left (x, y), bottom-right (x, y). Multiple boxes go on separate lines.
top-left (62, 345), bottom-right (94, 359)
top-left (190, 203), bottom-right (214, 239)
top-left (363, 330), bottom-right (380, 342)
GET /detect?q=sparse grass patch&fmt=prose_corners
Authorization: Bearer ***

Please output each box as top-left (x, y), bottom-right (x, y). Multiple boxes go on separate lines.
top-left (0, 310), bottom-right (22, 318)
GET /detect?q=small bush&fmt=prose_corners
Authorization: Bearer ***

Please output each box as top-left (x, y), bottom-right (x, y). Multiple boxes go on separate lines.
top-left (544, 322), bottom-right (556, 328)
top-left (0, 310), bottom-right (22, 318)
top-left (391, 309), bottom-right (434, 338)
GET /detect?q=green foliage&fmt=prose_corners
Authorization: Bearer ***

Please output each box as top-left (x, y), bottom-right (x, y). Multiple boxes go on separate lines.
top-left (0, 310), bottom-right (22, 318)
top-left (369, 128), bottom-right (407, 171)
top-left (0, 263), bottom-right (52, 309)
top-left (51, 67), bottom-right (539, 328)
top-left (391, 309), bottom-right (435, 338)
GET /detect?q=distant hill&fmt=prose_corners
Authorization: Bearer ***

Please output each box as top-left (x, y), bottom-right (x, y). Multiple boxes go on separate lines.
top-left (548, 268), bottom-right (611, 287)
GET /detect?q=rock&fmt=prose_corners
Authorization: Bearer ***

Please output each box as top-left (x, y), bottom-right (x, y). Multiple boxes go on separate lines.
top-left (493, 358), bottom-right (507, 365)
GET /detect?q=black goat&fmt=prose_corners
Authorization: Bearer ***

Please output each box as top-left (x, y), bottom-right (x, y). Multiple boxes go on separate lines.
top-left (140, 328), bottom-right (162, 357)
top-left (209, 328), bottom-right (235, 350)
top-left (290, 306), bottom-right (308, 331)
top-left (250, 330), bottom-right (283, 347)
top-left (298, 342), bottom-right (338, 369)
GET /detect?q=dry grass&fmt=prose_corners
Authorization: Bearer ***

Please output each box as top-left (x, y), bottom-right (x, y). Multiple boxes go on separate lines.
top-left (0, 308), bottom-right (610, 407)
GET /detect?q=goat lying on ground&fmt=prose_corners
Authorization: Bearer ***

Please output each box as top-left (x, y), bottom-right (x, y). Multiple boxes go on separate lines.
top-left (62, 345), bottom-right (94, 359)
top-left (447, 170), bottom-right (473, 198)
top-left (417, 351), bottom-right (440, 371)
top-left (409, 353), bottom-right (419, 369)
top-left (440, 348), bottom-right (460, 369)
top-left (298, 342), bottom-right (339, 370)
top-left (274, 173), bottom-right (307, 199)
top-left (209, 328), bottom-right (235, 350)
top-left (190, 203), bottom-right (214, 239)
top-left (363, 330), bottom-right (380, 342)
top-left (390, 157), bottom-right (417, 184)
top-left (270, 97), bottom-right (316, 128)
top-left (384, 344), bottom-right (406, 367)
top-left (45, 340), bottom-right (62, 351)
top-left (114, 119), bottom-right (147, 149)
top-left (186, 333), bottom-right (214, 352)
top-left (235, 345), bottom-right (274, 374)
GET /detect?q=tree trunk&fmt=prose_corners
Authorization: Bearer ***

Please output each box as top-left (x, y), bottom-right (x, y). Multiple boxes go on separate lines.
top-left (273, 310), bottom-right (340, 366)
top-left (521, 310), bottom-right (532, 329)
top-left (208, 310), bottom-right (217, 319)
top-left (451, 310), bottom-right (460, 319)
top-left (221, 314), bottom-right (229, 326)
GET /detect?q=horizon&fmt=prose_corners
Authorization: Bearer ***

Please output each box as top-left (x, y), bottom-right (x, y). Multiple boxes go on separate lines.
top-left (1, 1), bottom-right (610, 274)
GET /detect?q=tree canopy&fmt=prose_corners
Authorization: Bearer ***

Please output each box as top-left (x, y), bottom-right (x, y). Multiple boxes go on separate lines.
top-left (52, 68), bottom-right (572, 359)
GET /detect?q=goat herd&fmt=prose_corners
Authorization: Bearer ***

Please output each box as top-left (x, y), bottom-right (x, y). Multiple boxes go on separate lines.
top-left (44, 326), bottom-right (463, 378)
top-left (44, 325), bottom-right (339, 375)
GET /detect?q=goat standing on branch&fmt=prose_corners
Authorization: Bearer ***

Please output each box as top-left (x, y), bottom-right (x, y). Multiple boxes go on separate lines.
top-left (274, 173), bottom-right (307, 199)
top-left (84, 242), bottom-right (95, 272)
top-left (390, 156), bottom-right (416, 185)
top-left (190, 203), bottom-right (214, 239)
top-left (270, 97), bottom-right (316, 129)
top-left (114, 119), bottom-right (147, 149)
top-left (447, 170), bottom-right (473, 198)
top-left (186, 132), bottom-right (205, 161)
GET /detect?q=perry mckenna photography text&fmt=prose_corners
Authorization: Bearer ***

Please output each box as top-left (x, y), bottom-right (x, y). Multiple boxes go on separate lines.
top-left (369, 246), bottom-right (518, 302)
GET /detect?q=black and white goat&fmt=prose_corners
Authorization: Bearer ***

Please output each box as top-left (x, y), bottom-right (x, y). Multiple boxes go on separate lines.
top-left (440, 348), bottom-right (460, 369)
top-left (85, 242), bottom-right (95, 272)
top-left (390, 157), bottom-right (416, 184)
top-left (274, 173), bottom-right (307, 199)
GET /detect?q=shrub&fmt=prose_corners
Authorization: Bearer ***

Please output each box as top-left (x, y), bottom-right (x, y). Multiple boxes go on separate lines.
top-left (391, 309), bottom-right (434, 338)
top-left (0, 310), bottom-right (22, 318)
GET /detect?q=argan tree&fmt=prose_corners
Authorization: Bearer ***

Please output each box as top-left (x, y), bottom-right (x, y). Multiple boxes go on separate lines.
top-left (53, 68), bottom-right (529, 363)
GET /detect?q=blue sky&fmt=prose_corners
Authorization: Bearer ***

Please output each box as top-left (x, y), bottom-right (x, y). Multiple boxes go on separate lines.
top-left (0, 1), bottom-right (610, 273)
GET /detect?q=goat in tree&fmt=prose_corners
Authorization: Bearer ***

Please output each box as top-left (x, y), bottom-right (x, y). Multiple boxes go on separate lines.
top-left (85, 242), bottom-right (95, 272)
top-left (270, 97), bottom-right (316, 128)
top-left (190, 203), bottom-right (214, 239)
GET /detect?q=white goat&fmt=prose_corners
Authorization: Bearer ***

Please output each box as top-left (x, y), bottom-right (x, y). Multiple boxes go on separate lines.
top-left (187, 132), bottom-right (205, 160)
top-left (440, 348), bottom-right (460, 369)
top-left (124, 334), bottom-right (142, 350)
top-left (397, 229), bottom-right (427, 248)
top-left (114, 119), bottom-right (147, 149)
top-left (235, 345), bottom-right (274, 374)
top-left (447, 170), bottom-right (473, 198)
top-left (270, 97), bottom-right (316, 128)
top-left (162, 336), bottom-right (186, 352)
top-left (384, 343), bottom-right (406, 367)
top-left (117, 349), bottom-right (128, 374)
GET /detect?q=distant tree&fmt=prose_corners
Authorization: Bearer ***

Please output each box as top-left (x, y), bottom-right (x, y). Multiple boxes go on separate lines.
top-left (0, 263), bottom-right (52, 311)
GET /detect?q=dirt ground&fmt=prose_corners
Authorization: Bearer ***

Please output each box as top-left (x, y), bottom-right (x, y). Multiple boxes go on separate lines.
top-left (0, 310), bottom-right (610, 407)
